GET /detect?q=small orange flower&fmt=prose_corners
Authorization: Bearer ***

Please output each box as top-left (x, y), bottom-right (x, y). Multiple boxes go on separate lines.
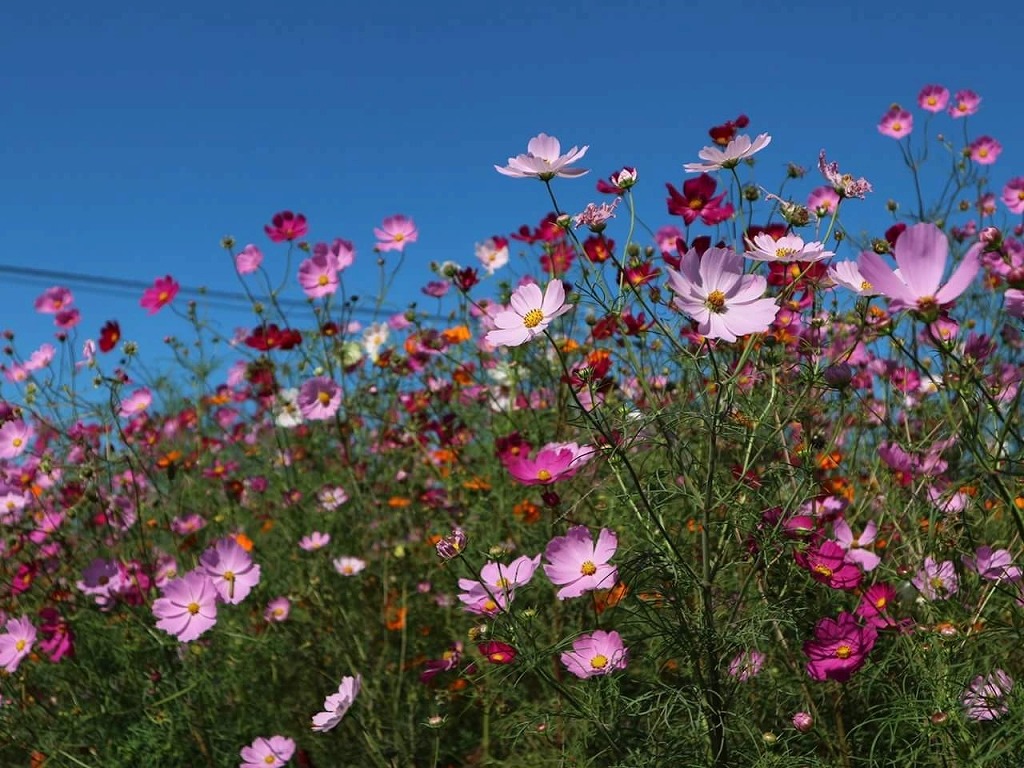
top-left (817, 451), bottom-right (842, 471)
top-left (513, 500), bottom-right (541, 524)
top-left (388, 496), bottom-right (412, 508)
top-left (441, 325), bottom-right (472, 344)
top-left (384, 597), bottom-right (407, 631)
top-left (594, 582), bottom-right (628, 614)
top-left (462, 477), bottom-right (491, 491)
top-left (234, 532), bottom-right (254, 552)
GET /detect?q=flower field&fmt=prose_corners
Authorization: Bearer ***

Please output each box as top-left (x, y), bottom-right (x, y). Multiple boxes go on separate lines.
top-left (2, 85), bottom-right (1024, 767)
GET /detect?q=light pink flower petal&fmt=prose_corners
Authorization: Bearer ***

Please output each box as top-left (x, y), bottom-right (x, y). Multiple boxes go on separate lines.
top-left (893, 223), bottom-right (948, 298)
top-left (857, 251), bottom-right (914, 304)
top-left (934, 243), bottom-right (981, 304)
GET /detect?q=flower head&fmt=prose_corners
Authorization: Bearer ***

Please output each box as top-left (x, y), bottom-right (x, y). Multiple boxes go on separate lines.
top-left (911, 556), bottom-right (958, 600)
top-left (98, 320), bottom-right (121, 353)
top-left (949, 89), bottom-right (981, 118)
top-left (475, 237), bottom-right (510, 275)
top-left (0, 615), bottom-right (37, 673)
top-left (297, 376), bottom-right (342, 421)
top-left (333, 556), bottom-right (367, 576)
top-left (152, 571), bottom-right (218, 642)
top-left (877, 106), bottom-right (913, 139)
top-left (240, 735), bottom-right (296, 768)
top-left (298, 251), bottom-right (340, 298)
top-left (803, 612), bottom-right (877, 682)
top-left (265, 211), bottom-right (308, 242)
top-left (1001, 177), bottom-right (1024, 215)
top-left (485, 279), bottom-right (572, 348)
top-left (560, 630), bottom-right (628, 679)
top-left (543, 526), bottom-right (618, 599)
top-left (744, 233), bottom-right (833, 263)
top-left (495, 133), bottom-right (589, 180)
top-left (264, 596), bottom-right (291, 623)
top-left (374, 215), bottom-right (418, 252)
top-left (235, 244), bottom-right (264, 274)
top-left (818, 151), bottom-right (872, 199)
top-left (200, 538), bottom-right (261, 605)
top-left (666, 173), bottom-right (734, 225)
top-left (0, 420), bottom-right (33, 460)
top-left (857, 223), bottom-right (980, 313)
top-left (503, 441), bottom-right (593, 485)
top-left (312, 674), bottom-right (361, 732)
top-left (34, 286), bottom-right (74, 314)
top-left (140, 275), bottom-right (180, 315)
top-left (684, 133), bottom-right (771, 172)
top-left (918, 84), bottom-right (949, 113)
top-left (968, 136), bottom-right (1002, 165)
top-left (666, 246), bottom-right (779, 343)
top-left (961, 670), bottom-right (1013, 720)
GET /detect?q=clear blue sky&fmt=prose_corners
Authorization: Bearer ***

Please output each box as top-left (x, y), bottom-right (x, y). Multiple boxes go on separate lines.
top-left (1, 0), bottom-right (1021, 387)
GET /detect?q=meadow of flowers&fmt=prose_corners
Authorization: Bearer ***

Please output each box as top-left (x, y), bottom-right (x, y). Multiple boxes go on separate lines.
top-left (2, 85), bottom-right (1024, 767)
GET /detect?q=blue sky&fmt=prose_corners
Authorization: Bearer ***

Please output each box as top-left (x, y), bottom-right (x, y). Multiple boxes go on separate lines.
top-left (1, 0), bottom-right (1021, 389)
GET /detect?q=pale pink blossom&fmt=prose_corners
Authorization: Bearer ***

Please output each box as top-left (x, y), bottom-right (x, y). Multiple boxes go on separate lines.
top-left (684, 133), bottom-right (771, 172)
top-left (485, 279), bottom-right (571, 347)
top-left (495, 133), bottom-right (589, 180)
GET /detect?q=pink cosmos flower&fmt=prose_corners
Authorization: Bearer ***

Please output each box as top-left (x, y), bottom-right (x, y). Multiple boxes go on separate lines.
top-left (495, 133), bottom-right (589, 180)
top-left (312, 674), bottom-right (361, 732)
top-left (152, 570), bottom-right (219, 642)
top-left (744, 233), bottom-right (833, 263)
top-left (333, 556), bottom-right (367, 576)
top-left (961, 670), bottom-right (1013, 721)
top-left (374, 215), bottom-right (418, 252)
top-left (1001, 177), bottom-right (1024, 215)
top-left (543, 526), bottom-right (618, 599)
top-left (666, 246), bottom-right (779, 343)
top-left (828, 261), bottom-right (878, 295)
top-left (240, 735), bottom-right (296, 768)
top-left (140, 275), bottom-right (180, 315)
top-left (200, 538), bottom-right (261, 605)
top-left (911, 556), bottom-right (958, 600)
top-left (318, 485), bottom-right (349, 510)
top-left (807, 186), bottom-right (841, 219)
top-left (560, 630), bottom-right (628, 679)
top-left (485, 279), bottom-right (572, 348)
top-left (457, 581), bottom-right (511, 616)
top-left (476, 237), bottom-right (510, 275)
top-left (0, 419), bottom-right (33, 460)
top-left (855, 583), bottom-right (899, 628)
top-left (265, 211), bottom-right (308, 242)
top-left (877, 106), bottom-right (913, 139)
top-left (235, 244), bottom-right (263, 274)
top-left (804, 612), bottom-right (877, 682)
top-left (962, 546), bottom-right (1021, 582)
top-left (34, 286), bottom-right (74, 314)
top-left (918, 84), bottom-right (949, 113)
top-left (119, 387), bottom-right (153, 417)
top-left (832, 519), bottom-right (880, 571)
top-left (24, 343), bottom-right (55, 372)
top-left (949, 89), bottom-right (981, 118)
top-left (968, 136), bottom-right (1002, 165)
top-left (503, 441), bottom-right (593, 485)
top-left (794, 540), bottom-right (863, 590)
top-left (818, 151), bottom-right (872, 199)
top-left (55, 308), bottom-right (81, 329)
top-left (857, 223), bottom-right (981, 313)
top-left (299, 532), bottom-right (331, 551)
top-left (684, 133), bottom-right (772, 172)
top-left (478, 641), bottom-right (518, 665)
top-left (315, 238), bottom-right (355, 271)
top-left (478, 555), bottom-right (542, 593)
top-left (0, 615), bottom-right (37, 673)
top-left (297, 376), bottom-right (342, 421)
top-left (728, 650), bottom-right (766, 681)
top-left (420, 642), bottom-right (463, 682)
top-left (298, 251), bottom-right (339, 298)
top-left (1007, 289), bottom-right (1024, 318)
top-left (264, 596), bottom-right (291, 622)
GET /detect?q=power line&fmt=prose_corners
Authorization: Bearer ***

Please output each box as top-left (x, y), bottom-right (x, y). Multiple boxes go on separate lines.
top-left (0, 263), bottom-right (443, 320)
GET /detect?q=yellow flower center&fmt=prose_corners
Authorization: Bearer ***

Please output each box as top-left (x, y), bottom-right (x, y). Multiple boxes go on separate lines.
top-left (15, 639), bottom-right (26, 652)
top-left (522, 308), bottom-right (545, 328)
top-left (979, 148), bottom-right (989, 158)
top-left (1018, 191), bottom-right (1024, 201)
top-left (187, 601), bottom-right (200, 615)
top-left (689, 199), bottom-right (704, 209)
top-left (813, 564), bottom-right (834, 578)
top-left (318, 391), bottom-right (331, 405)
top-left (483, 599), bottom-right (497, 612)
top-left (264, 756), bottom-right (276, 765)
top-left (12, 438), bottom-right (22, 448)
top-left (860, 280), bottom-right (873, 291)
top-left (536, 469), bottom-right (551, 481)
top-left (705, 290), bottom-right (727, 313)
top-left (875, 597), bottom-right (887, 609)
top-left (496, 577), bottom-right (511, 589)
top-left (580, 560), bottom-right (597, 576)
top-left (318, 274), bottom-right (329, 286)
top-left (590, 654), bottom-right (608, 669)
top-left (927, 97), bottom-right (937, 106)
top-left (158, 291), bottom-right (169, 303)
top-left (224, 571), bottom-right (235, 582)
top-left (835, 644), bottom-right (852, 659)
top-left (891, 122), bottom-right (902, 132)
top-left (929, 576), bottom-right (945, 590)
top-left (775, 247), bottom-right (798, 259)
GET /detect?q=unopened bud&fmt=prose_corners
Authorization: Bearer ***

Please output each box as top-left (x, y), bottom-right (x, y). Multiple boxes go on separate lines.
top-left (792, 712), bottom-right (814, 733)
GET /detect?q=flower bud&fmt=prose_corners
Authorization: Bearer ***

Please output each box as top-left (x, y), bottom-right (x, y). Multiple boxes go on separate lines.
top-left (435, 528), bottom-right (467, 561)
top-left (792, 712), bottom-right (814, 733)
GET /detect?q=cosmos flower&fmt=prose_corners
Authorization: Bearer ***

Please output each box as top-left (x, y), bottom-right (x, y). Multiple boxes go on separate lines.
top-left (200, 538), bottom-right (261, 605)
top-left (744, 233), bottom-right (833, 263)
top-left (151, 570), bottom-right (219, 643)
top-left (495, 133), bottom-right (589, 180)
top-left (918, 84), bottom-right (949, 113)
top-left (239, 736), bottom-right (296, 768)
top-left (877, 106), bottom-right (913, 139)
top-left (560, 630), bottom-right (628, 679)
top-left (803, 612), bottom-right (877, 683)
top-left (543, 526), bottom-right (618, 599)
top-left (503, 441), bottom-right (593, 485)
top-left (312, 675), bottom-right (361, 732)
top-left (374, 215), bottom-right (418, 252)
top-left (683, 133), bottom-right (771, 172)
top-left (264, 211), bottom-right (308, 242)
top-left (485, 279), bottom-right (572, 347)
top-left (140, 275), bottom-right (180, 315)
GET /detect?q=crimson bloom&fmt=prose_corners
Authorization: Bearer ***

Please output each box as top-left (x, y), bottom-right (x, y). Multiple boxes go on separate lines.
top-left (98, 320), bottom-right (121, 353)
top-left (543, 526), bottom-right (618, 599)
top-left (857, 223), bottom-right (981, 314)
top-left (665, 173), bottom-right (734, 225)
top-left (140, 275), bottom-right (180, 315)
top-left (803, 612), bottom-right (877, 682)
top-left (265, 210), bottom-right (308, 242)
top-left (478, 641), bottom-right (518, 665)
top-left (244, 324), bottom-right (303, 351)
top-left (152, 570), bottom-right (218, 642)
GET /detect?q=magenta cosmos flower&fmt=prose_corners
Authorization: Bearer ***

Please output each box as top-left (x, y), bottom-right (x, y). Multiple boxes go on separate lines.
top-left (235, 244), bottom-right (263, 275)
top-left (503, 441), bottom-right (593, 485)
top-left (240, 735), bottom-right (296, 768)
top-left (794, 540), bottom-right (863, 590)
top-left (949, 89), bottom-right (981, 118)
top-left (152, 570), bottom-right (219, 642)
top-left (297, 376), bottom-right (342, 421)
top-left (968, 135), bottom-right (1002, 165)
top-left (265, 210), bottom-right (308, 242)
top-left (312, 674), bottom-right (361, 732)
top-left (34, 286), bottom-right (74, 314)
top-left (877, 106), bottom-right (913, 139)
top-left (684, 133), bottom-right (771, 172)
top-left (1001, 177), bottom-right (1024, 215)
top-left (0, 615), bottom-right (37, 673)
top-left (803, 612), bottom-right (877, 683)
top-left (495, 133), bottom-right (589, 180)
top-left (544, 526), bottom-right (618, 599)
top-left (561, 630), bottom-right (628, 679)
top-left (485, 279), bottom-right (572, 348)
top-left (666, 246), bottom-right (779, 343)
top-left (140, 275), bottom-right (180, 315)
top-left (200, 538), bottom-right (261, 605)
top-left (857, 223), bottom-right (981, 313)
top-left (374, 215), bottom-right (418, 252)
top-left (918, 84), bottom-right (949, 113)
